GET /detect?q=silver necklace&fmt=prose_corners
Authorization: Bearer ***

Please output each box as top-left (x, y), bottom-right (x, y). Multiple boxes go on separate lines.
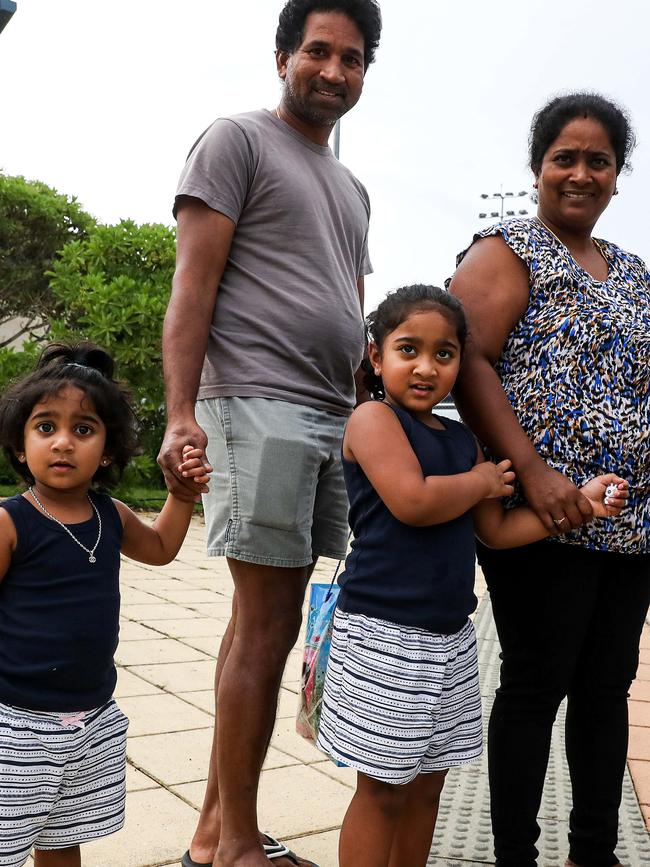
top-left (28, 487), bottom-right (102, 564)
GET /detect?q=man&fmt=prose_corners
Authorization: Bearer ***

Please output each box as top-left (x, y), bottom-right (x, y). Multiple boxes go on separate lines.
top-left (157, 2), bottom-right (382, 865)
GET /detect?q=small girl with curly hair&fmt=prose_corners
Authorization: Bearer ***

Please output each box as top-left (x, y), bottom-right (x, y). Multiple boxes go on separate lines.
top-left (0, 342), bottom-right (211, 867)
top-left (315, 285), bottom-right (628, 867)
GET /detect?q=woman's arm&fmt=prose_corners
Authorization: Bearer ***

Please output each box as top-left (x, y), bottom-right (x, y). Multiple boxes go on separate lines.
top-left (449, 235), bottom-right (594, 534)
top-left (473, 473), bottom-right (628, 549)
top-left (345, 402), bottom-right (515, 527)
top-left (116, 447), bottom-right (211, 565)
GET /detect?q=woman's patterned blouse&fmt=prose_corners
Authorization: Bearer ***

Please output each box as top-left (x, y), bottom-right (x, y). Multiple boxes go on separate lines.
top-left (456, 217), bottom-right (650, 554)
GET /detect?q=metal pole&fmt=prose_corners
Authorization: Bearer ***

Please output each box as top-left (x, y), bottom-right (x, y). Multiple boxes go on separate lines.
top-left (333, 120), bottom-right (341, 160)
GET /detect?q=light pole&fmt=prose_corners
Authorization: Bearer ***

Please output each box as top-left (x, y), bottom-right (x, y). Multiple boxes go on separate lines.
top-left (479, 188), bottom-right (529, 221)
top-left (0, 0), bottom-right (16, 35)
top-left (333, 120), bottom-right (341, 160)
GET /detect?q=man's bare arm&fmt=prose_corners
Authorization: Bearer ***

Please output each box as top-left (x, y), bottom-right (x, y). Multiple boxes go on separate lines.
top-left (354, 276), bottom-right (369, 405)
top-left (158, 197), bottom-right (236, 499)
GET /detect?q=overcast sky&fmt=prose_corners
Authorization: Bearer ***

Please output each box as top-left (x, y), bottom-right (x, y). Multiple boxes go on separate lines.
top-left (2, 0), bottom-right (649, 311)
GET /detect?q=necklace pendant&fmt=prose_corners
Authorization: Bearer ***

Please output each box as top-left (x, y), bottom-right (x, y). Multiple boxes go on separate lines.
top-left (89, 555), bottom-right (96, 564)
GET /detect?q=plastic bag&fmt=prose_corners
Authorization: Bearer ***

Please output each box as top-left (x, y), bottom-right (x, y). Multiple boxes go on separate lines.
top-left (296, 581), bottom-right (339, 745)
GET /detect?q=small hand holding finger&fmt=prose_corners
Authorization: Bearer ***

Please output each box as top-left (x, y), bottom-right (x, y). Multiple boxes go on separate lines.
top-left (579, 474), bottom-right (629, 518)
top-left (158, 421), bottom-right (209, 497)
top-left (473, 459), bottom-right (515, 499)
top-left (178, 445), bottom-right (213, 490)
top-left (496, 459), bottom-right (516, 495)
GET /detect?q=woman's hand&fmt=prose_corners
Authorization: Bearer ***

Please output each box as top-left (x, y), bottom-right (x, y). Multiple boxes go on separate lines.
top-left (518, 462), bottom-right (593, 533)
top-left (579, 475), bottom-right (629, 519)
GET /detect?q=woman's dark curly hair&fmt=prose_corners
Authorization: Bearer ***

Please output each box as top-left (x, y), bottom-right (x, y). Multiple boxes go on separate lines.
top-left (529, 92), bottom-right (636, 176)
top-left (0, 342), bottom-right (140, 488)
top-left (362, 285), bottom-right (468, 400)
top-left (276, 0), bottom-right (382, 69)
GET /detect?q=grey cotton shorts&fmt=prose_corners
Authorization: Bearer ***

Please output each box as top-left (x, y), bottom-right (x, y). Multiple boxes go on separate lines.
top-left (196, 397), bottom-right (350, 567)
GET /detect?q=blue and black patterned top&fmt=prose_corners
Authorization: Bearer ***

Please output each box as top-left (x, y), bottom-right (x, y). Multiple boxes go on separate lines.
top-left (456, 217), bottom-right (650, 554)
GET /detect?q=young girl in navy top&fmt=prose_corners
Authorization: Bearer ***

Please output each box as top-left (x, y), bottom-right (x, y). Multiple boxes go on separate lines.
top-left (0, 342), bottom-right (210, 867)
top-left (315, 285), bottom-right (628, 867)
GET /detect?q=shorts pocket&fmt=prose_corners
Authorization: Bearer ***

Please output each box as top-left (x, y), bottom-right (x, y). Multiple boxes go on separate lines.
top-left (250, 435), bottom-right (317, 531)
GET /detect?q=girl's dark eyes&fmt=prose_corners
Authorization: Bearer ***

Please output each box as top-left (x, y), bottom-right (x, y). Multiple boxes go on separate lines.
top-left (398, 345), bottom-right (416, 355)
top-left (34, 422), bottom-right (94, 435)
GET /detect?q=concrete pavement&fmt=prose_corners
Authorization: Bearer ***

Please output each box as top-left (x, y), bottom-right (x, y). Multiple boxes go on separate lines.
top-left (49, 516), bottom-right (650, 865)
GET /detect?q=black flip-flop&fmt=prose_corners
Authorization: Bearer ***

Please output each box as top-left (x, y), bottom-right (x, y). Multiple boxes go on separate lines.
top-left (263, 833), bottom-right (319, 866)
top-left (180, 837), bottom-right (319, 867)
top-left (181, 852), bottom-right (211, 867)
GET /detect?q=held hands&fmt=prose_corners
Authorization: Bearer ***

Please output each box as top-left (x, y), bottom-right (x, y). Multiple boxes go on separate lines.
top-left (518, 462), bottom-right (593, 534)
top-left (578, 474), bottom-right (629, 520)
top-left (472, 458), bottom-right (516, 499)
top-left (174, 445), bottom-right (213, 503)
top-left (157, 417), bottom-right (210, 501)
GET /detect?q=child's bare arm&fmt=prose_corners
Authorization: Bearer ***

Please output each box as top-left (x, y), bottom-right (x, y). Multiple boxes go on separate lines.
top-left (473, 473), bottom-right (629, 549)
top-left (0, 509), bottom-right (17, 583)
top-left (346, 403), bottom-right (515, 526)
top-left (116, 446), bottom-right (212, 565)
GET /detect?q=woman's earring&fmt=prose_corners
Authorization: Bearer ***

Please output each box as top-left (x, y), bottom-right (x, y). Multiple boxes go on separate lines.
top-left (374, 368), bottom-right (380, 376)
top-left (16, 452), bottom-right (25, 463)
top-left (101, 458), bottom-right (110, 466)
top-left (613, 187), bottom-right (619, 196)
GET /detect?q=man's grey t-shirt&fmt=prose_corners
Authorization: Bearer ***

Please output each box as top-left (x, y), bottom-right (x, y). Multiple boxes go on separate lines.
top-left (175, 109), bottom-right (372, 415)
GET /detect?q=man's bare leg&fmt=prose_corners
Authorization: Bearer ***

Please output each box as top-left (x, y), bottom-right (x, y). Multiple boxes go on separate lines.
top-left (34, 847), bottom-right (81, 867)
top-left (188, 559), bottom-right (315, 867)
top-left (188, 594), bottom-right (238, 863)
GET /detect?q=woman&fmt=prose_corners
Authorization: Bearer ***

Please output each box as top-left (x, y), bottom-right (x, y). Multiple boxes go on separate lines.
top-left (448, 92), bottom-right (650, 867)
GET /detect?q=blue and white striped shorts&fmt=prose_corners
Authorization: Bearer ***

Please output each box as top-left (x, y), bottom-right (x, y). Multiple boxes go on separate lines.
top-left (316, 610), bottom-right (482, 784)
top-left (0, 699), bottom-right (128, 866)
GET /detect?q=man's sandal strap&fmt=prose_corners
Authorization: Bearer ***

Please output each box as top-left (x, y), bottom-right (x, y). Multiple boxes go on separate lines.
top-left (263, 834), bottom-right (319, 866)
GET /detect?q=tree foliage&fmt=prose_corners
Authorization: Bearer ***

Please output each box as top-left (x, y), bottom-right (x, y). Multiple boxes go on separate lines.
top-left (0, 173), bottom-right (95, 346)
top-left (47, 219), bottom-right (177, 483)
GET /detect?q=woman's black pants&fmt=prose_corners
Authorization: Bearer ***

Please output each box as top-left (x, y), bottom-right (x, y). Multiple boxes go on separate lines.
top-left (479, 541), bottom-right (649, 867)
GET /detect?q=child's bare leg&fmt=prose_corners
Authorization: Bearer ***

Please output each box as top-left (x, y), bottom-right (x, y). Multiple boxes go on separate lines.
top-left (339, 771), bottom-right (409, 867)
top-left (388, 769), bottom-right (448, 867)
top-left (34, 846), bottom-right (81, 867)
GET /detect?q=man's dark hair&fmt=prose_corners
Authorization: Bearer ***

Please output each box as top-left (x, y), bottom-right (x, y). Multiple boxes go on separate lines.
top-left (529, 92), bottom-right (636, 177)
top-left (276, 0), bottom-right (382, 69)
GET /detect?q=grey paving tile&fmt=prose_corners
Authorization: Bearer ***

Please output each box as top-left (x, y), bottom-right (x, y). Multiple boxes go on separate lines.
top-left (116, 638), bottom-right (210, 666)
top-left (128, 659), bottom-right (216, 692)
top-left (118, 620), bottom-right (164, 641)
top-left (120, 693), bottom-right (212, 737)
top-left (82, 788), bottom-right (198, 866)
top-left (115, 668), bottom-right (163, 698)
top-left (122, 602), bottom-right (197, 620)
top-left (142, 617), bottom-right (228, 639)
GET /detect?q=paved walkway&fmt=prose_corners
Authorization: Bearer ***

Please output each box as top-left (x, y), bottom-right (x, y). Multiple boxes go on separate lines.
top-left (58, 517), bottom-right (649, 866)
